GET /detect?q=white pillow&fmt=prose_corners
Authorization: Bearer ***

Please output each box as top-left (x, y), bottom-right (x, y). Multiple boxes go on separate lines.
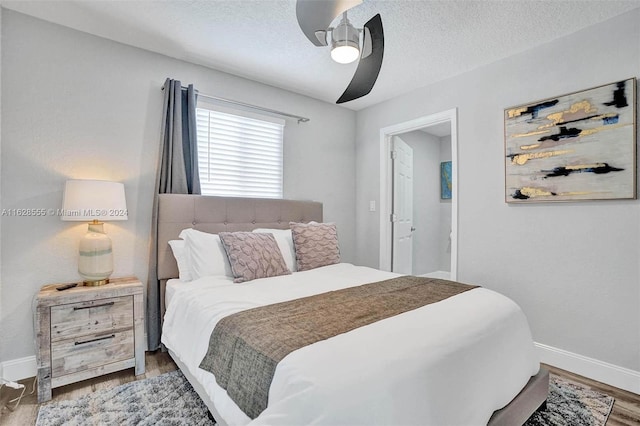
top-left (168, 239), bottom-right (192, 281)
top-left (252, 228), bottom-right (297, 272)
top-left (179, 228), bottom-right (233, 279)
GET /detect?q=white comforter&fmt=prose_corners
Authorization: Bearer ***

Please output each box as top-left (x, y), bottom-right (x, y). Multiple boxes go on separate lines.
top-left (162, 263), bottom-right (539, 426)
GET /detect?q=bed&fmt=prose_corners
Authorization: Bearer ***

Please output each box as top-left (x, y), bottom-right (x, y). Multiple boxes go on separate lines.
top-left (157, 194), bottom-right (549, 426)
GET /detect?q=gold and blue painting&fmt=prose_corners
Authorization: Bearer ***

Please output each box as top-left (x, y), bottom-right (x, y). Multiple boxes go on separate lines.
top-left (440, 161), bottom-right (452, 200)
top-left (504, 78), bottom-right (636, 202)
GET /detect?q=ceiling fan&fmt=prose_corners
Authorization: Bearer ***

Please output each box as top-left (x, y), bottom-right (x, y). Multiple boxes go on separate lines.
top-left (296, 0), bottom-right (384, 104)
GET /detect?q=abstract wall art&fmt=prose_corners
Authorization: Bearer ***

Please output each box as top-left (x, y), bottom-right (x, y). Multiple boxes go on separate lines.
top-left (504, 78), bottom-right (636, 203)
top-left (440, 161), bottom-right (452, 200)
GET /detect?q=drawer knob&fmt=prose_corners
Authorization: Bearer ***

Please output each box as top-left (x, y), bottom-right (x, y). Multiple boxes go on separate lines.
top-left (74, 334), bottom-right (116, 346)
top-left (73, 301), bottom-right (115, 311)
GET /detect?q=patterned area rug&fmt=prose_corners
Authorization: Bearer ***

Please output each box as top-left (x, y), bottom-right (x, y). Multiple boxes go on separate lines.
top-left (36, 370), bottom-right (215, 426)
top-left (36, 370), bottom-right (613, 426)
top-left (525, 375), bottom-right (614, 426)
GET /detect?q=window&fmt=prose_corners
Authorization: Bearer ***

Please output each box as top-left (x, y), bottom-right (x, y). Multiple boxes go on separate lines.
top-left (196, 104), bottom-right (284, 198)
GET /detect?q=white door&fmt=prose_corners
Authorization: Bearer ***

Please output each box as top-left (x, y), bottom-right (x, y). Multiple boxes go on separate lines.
top-left (392, 137), bottom-right (414, 274)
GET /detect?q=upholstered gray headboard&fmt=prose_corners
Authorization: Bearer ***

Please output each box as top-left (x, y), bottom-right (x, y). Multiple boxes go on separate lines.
top-left (157, 194), bottom-right (323, 281)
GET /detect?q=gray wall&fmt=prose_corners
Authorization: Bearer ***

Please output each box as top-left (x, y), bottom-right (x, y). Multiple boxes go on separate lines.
top-left (355, 10), bottom-right (640, 371)
top-left (0, 10), bottom-right (356, 363)
top-left (0, 7), bottom-right (3, 355)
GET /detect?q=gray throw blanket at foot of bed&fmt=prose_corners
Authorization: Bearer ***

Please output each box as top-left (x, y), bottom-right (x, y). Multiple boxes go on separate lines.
top-left (199, 275), bottom-right (478, 419)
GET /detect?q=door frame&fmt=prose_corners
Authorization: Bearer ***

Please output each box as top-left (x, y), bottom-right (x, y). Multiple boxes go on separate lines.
top-left (379, 108), bottom-right (458, 280)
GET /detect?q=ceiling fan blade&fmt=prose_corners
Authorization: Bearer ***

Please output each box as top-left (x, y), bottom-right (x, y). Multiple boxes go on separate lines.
top-left (361, 26), bottom-right (372, 58)
top-left (337, 14), bottom-right (384, 104)
top-left (314, 30), bottom-right (327, 45)
top-left (296, 0), bottom-right (363, 47)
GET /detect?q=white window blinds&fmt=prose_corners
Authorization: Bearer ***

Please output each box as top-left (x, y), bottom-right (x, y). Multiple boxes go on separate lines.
top-left (196, 106), bottom-right (284, 198)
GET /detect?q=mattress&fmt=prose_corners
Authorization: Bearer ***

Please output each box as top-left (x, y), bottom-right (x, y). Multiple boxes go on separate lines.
top-left (162, 263), bottom-right (539, 425)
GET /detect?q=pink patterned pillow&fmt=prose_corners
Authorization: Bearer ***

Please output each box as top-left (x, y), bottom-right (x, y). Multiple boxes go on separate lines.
top-left (218, 232), bottom-right (291, 283)
top-left (290, 222), bottom-right (341, 271)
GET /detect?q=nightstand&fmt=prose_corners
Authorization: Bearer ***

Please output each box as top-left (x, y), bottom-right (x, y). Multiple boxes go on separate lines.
top-left (35, 276), bottom-right (145, 402)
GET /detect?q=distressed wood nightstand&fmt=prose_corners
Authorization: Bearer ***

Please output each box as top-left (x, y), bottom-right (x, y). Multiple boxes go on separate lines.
top-left (35, 276), bottom-right (145, 402)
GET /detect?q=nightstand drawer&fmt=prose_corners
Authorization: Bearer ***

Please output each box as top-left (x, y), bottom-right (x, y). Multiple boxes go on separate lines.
top-left (51, 329), bottom-right (135, 377)
top-left (50, 296), bottom-right (133, 341)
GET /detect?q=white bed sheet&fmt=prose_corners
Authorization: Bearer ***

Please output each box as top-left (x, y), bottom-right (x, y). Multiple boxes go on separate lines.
top-left (164, 278), bottom-right (183, 308)
top-left (162, 263), bottom-right (539, 426)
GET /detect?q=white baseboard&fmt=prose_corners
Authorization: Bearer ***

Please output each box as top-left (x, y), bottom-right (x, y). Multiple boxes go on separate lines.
top-left (2, 342), bottom-right (638, 395)
top-left (0, 355), bottom-right (36, 382)
top-left (536, 342), bottom-right (640, 394)
top-left (418, 270), bottom-right (451, 280)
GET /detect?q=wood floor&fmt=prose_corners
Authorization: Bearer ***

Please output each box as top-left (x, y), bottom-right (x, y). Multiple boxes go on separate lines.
top-left (1, 353), bottom-right (638, 425)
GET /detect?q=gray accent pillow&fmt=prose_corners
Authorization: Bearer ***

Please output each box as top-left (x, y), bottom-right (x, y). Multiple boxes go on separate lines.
top-left (218, 232), bottom-right (291, 283)
top-left (290, 222), bottom-right (341, 271)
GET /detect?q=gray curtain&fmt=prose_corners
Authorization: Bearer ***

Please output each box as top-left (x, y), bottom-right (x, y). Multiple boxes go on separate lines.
top-left (147, 78), bottom-right (201, 351)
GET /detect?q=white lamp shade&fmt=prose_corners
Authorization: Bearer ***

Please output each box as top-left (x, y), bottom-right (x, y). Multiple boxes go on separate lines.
top-left (61, 180), bottom-right (128, 221)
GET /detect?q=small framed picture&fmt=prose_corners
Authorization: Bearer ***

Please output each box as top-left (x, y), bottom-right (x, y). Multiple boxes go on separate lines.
top-left (441, 161), bottom-right (452, 200)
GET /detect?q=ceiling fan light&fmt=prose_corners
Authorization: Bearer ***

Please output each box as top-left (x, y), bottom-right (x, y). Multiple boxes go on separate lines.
top-left (331, 13), bottom-right (360, 64)
top-left (331, 44), bottom-right (360, 64)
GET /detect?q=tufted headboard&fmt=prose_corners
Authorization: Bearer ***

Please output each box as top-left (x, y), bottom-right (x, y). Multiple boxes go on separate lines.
top-left (157, 194), bottom-right (323, 281)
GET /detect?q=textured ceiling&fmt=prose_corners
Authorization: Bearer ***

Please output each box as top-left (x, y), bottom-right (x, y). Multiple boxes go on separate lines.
top-left (3, 0), bottom-right (639, 110)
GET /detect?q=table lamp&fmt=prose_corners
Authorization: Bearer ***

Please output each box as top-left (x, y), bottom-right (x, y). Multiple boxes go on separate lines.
top-left (61, 179), bottom-right (128, 286)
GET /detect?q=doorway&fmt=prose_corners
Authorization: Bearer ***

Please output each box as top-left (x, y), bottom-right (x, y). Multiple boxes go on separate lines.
top-left (379, 109), bottom-right (458, 280)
